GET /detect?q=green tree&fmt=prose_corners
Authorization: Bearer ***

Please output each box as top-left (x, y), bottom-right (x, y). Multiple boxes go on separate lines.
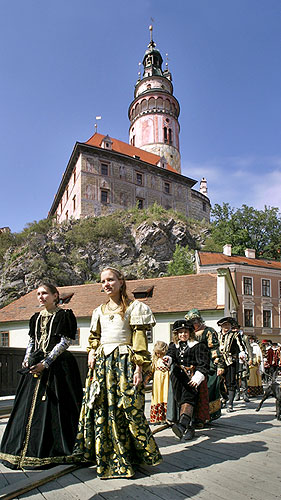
top-left (167, 245), bottom-right (194, 276)
top-left (204, 203), bottom-right (281, 259)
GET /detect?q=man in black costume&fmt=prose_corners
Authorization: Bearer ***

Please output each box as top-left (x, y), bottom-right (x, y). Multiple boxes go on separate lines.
top-left (164, 320), bottom-right (209, 440)
top-left (217, 317), bottom-right (246, 412)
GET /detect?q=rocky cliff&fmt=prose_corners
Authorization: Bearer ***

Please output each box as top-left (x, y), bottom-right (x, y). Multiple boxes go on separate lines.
top-left (0, 207), bottom-right (210, 308)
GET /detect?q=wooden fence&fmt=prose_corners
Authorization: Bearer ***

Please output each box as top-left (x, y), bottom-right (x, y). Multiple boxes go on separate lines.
top-left (0, 348), bottom-right (88, 396)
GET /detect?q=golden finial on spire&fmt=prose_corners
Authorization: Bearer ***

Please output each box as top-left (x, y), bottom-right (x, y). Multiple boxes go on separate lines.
top-left (149, 24), bottom-right (153, 42)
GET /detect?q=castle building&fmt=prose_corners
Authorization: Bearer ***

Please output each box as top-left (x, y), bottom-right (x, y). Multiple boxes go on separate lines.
top-left (49, 28), bottom-right (211, 223)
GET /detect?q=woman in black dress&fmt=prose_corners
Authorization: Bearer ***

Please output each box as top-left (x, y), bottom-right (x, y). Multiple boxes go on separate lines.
top-left (0, 282), bottom-right (83, 469)
top-left (164, 319), bottom-right (209, 440)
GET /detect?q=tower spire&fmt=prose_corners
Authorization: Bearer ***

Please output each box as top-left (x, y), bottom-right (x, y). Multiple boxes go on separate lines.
top-left (128, 29), bottom-right (181, 173)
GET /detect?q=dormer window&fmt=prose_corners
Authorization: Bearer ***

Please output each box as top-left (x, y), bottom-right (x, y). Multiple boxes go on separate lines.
top-left (132, 285), bottom-right (154, 299)
top-left (101, 135), bottom-right (113, 150)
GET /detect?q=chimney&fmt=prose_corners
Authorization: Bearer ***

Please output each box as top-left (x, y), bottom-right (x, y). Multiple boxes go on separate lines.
top-left (223, 244), bottom-right (232, 256)
top-left (245, 248), bottom-right (256, 259)
top-left (200, 178), bottom-right (208, 196)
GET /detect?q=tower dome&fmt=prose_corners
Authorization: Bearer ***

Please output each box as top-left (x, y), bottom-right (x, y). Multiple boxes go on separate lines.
top-left (128, 26), bottom-right (181, 173)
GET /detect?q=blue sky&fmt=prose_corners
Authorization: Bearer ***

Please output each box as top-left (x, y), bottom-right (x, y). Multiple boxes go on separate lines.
top-left (0, 0), bottom-right (280, 233)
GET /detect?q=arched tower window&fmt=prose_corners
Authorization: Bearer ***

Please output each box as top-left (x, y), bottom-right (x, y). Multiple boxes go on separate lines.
top-left (165, 100), bottom-right (170, 111)
top-left (163, 127), bottom-right (168, 144)
top-left (157, 97), bottom-right (163, 109)
top-left (168, 128), bottom-right (173, 145)
top-left (141, 99), bottom-right (147, 111)
top-left (148, 97), bottom-right (156, 109)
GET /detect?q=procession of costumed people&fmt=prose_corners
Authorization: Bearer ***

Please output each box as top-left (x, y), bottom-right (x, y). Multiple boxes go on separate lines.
top-left (0, 268), bottom-right (274, 477)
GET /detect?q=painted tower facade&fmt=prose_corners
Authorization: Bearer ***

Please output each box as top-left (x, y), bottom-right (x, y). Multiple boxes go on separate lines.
top-left (128, 27), bottom-right (181, 173)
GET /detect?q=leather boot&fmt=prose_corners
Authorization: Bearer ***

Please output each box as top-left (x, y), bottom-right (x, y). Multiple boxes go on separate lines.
top-left (234, 390), bottom-right (240, 401)
top-left (172, 413), bottom-right (191, 440)
top-left (242, 391), bottom-right (250, 403)
top-left (184, 424), bottom-right (195, 441)
top-left (227, 389), bottom-right (236, 412)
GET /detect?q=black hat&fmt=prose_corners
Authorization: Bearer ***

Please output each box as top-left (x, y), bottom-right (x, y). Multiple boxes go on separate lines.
top-left (172, 319), bottom-right (194, 332)
top-left (217, 316), bottom-right (236, 327)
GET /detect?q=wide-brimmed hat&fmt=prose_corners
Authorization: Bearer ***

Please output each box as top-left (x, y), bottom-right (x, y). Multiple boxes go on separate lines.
top-left (172, 319), bottom-right (194, 332)
top-left (185, 308), bottom-right (203, 323)
top-left (217, 316), bottom-right (237, 327)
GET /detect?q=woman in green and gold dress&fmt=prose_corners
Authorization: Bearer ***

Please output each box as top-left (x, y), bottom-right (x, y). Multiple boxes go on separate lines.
top-left (0, 283), bottom-right (82, 469)
top-left (74, 267), bottom-right (162, 479)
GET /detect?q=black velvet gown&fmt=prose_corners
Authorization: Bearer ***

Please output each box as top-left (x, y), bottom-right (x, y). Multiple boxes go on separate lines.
top-left (0, 308), bottom-right (83, 469)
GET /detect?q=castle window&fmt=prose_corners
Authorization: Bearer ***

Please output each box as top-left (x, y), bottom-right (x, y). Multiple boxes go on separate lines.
top-left (0, 332), bottom-right (9, 347)
top-left (60, 200), bottom-right (63, 214)
top-left (146, 56), bottom-right (152, 66)
top-left (101, 190), bottom-right (109, 204)
top-left (66, 186), bottom-right (69, 201)
top-left (168, 128), bottom-right (173, 145)
top-left (263, 310), bottom-right (271, 328)
top-left (164, 182), bottom-right (170, 194)
top-left (202, 201), bottom-right (207, 212)
top-left (73, 195), bottom-right (76, 212)
top-left (65, 211), bottom-right (68, 220)
top-left (136, 198), bottom-right (144, 209)
top-left (73, 168), bottom-right (76, 184)
top-left (136, 173), bottom-right (143, 186)
top-left (164, 127), bottom-right (168, 143)
top-left (101, 163), bottom-right (109, 176)
top-left (131, 135), bottom-right (135, 146)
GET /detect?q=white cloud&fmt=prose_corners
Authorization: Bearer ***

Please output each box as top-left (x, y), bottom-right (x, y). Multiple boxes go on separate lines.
top-left (182, 155), bottom-right (281, 211)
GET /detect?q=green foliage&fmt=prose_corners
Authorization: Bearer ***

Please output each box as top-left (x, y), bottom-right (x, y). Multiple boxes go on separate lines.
top-left (65, 216), bottom-right (125, 245)
top-left (0, 232), bottom-right (18, 262)
top-left (20, 218), bottom-right (55, 238)
top-left (205, 203), bottom-right (281, 259)
top-left (166, 245), bottom-right (195, 276)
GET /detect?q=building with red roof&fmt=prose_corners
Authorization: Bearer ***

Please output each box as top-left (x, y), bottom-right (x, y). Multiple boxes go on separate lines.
top-left (0, 270), bottom-right (238, 352)
top-left (49, 29), bottom-right (210, 223)
top-left (196, 245), bottom-right (281, 341)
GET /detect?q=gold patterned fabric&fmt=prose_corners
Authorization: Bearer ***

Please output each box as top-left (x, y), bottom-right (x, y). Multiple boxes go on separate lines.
top-left (73, 348), bottom-right (162, 478)
top-left (73, 300), bottom-right (161, 479)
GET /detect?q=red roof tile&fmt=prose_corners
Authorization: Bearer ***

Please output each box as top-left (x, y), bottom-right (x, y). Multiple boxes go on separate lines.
top-left (198, 251), bottom-right (281, 270)
top-left (0, 274), bottom-right (220, 323)
top-left (85, 133), bottom-right (178, 173)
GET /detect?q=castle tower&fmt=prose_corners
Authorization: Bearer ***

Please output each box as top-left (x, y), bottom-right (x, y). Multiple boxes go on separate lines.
top-left (128, 26), bottom-right (181, 173)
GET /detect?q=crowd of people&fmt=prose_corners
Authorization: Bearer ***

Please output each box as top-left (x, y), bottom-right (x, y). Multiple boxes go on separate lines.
top-left (0, 268), bottom-right (280, 479)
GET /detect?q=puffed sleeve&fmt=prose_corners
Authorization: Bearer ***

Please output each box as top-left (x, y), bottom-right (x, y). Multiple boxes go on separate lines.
top-left (87, 306), bottom-right (101, 353)
top-left (129, 300), bottom-right (156, 327)
top-left (130, 301), bottom-right (155, 372)
top-left (54, 309), bottom-right (77, 340)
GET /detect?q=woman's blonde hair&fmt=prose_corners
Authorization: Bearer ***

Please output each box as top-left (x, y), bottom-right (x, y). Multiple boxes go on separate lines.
top-left (152, 341), bottom-right (168, 370)
top-left (101, 267), bottom-right (131, 318)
